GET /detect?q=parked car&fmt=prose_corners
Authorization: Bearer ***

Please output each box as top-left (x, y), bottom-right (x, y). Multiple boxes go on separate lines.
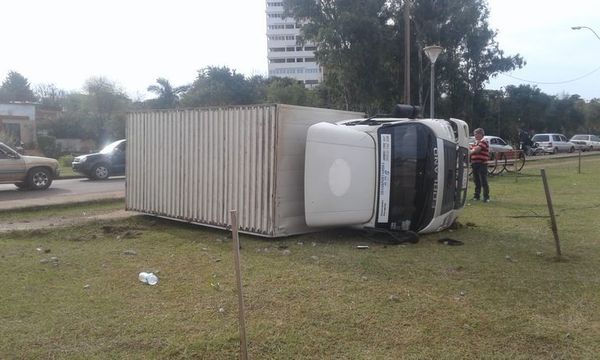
top-left (72, 139), bottom-right (126, 180)
top-left (530, 133), bottom-right (576, 154)
top-left (569, 134), bottom-right (600, 151)
top-left (469, 135), bottom-right (514, 153)
top-left (0, 141), bottom-right (60, 190)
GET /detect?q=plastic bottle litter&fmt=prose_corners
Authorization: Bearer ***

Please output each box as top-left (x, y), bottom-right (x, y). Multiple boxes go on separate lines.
top-left (138, 272), bottom-right (159, 285)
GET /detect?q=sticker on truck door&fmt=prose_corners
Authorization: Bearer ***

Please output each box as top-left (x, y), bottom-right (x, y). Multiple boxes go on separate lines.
top-left (378, 134), bottom-right (391, 223)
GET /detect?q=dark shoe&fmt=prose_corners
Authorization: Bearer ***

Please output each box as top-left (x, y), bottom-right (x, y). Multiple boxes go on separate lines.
top-left (483, 198), bottom-right (490, 203)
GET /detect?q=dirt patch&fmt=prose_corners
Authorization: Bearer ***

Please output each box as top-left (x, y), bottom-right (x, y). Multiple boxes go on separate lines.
top-left (1, 210), bottom-right (136, 232)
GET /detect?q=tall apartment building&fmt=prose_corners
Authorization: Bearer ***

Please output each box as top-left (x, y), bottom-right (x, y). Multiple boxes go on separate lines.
top-left (265, 1), bottom-right (322, 87)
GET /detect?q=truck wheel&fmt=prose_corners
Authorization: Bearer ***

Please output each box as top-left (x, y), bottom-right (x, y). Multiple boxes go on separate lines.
top-left (26, 167), bottom-right (53, 190)
top-left (91, 164), bottom-right (110, 180)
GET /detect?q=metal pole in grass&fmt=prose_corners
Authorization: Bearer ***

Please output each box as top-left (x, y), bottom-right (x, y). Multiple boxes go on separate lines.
top-left (230, 210), bottom-right (248, 360)
top-left (578, 150), bottom-right (582, 174)
top-left (540, 169), bottom-right (562, 257)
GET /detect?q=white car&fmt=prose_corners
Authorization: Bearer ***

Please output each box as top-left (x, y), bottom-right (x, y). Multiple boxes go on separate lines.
top-left (469, 135), bottom-right (513, 153)
top-left (531, 133), bottom-right (576, 154)
top-left (569, 134), bottom-right (600, 151)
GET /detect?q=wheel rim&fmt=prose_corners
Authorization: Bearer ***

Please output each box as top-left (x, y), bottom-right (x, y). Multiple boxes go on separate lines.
top-left (96, 166), bottom-right (108, 178)
top-left (32, 171), bottom-right (49, 188)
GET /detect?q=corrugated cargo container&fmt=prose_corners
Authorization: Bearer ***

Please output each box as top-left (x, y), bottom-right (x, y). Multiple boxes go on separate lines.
top-left (126, 104), bottom-right (364, 237)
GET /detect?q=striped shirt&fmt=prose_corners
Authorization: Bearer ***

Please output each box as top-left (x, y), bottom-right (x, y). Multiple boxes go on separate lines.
top-left (470, 139), bottom-right (489, 163)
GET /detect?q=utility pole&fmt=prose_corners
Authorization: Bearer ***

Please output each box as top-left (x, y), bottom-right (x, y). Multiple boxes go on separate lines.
top-left (403, 0), bottom-right (411, 104)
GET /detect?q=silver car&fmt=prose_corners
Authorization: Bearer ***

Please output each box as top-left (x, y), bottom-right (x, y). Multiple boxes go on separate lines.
top-left (531, 133), bottom-right (576, 154)
top-left (0, 142), bottom-right (60, 190)
top-left (569, 134), bottom-right (600, 151)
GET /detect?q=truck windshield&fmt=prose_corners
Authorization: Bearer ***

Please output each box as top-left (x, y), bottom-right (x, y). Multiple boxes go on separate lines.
top-left (376, 123), bottom-right (436, 232)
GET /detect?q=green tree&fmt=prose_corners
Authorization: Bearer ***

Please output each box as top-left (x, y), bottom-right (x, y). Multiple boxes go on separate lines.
top-left (284, 0), bottom-right (524, 119)
top-left (0, 71), bottom-right (37, 102)
top-left (146, 78), bottom-right (189, 109)
top-left (181, 66), bottom-right (263, 107)
top-left (266, 77), bottom-right (319, 106)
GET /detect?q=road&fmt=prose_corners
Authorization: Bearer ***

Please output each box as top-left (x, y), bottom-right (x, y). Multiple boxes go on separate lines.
top-left (0, 177), bottom-right (125, 210)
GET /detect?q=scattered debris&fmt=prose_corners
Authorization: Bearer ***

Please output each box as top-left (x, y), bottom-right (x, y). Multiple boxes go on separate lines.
top-left (83, 284), bottom-right (90, 289)
top-left (536, 251), bottom-right (543, 257)
top-left (138, 272), bottom-right (159, 285)
top-left (311, 242), bottom-right (317, 247)
top-left (505, 255), bottom-right (514, 262)
top-left (361, 276), bottom-right (368, 281)
top-left (40, 259), bottom-right (49, 264)
top-left (278, 245), bottom-right (289, 250)
top-left (123, 250), bottom-right (137, 256)
top-left (311, 256), bottom-right (319, 261)
top-left (218, 307), bottom-right (226, 314)
top-left (356, 245), bottom-right (369, 250)
top-left (459, 290), bottom-right (466, 297)
top-left (297, 241), bottom-right (304, 246)
top-left (438, 238), bottom-right (464, 246)
top-left (282, 249), bottom-right (292, 256)
top-left (210, 274), bottom-right (221, 291)
top-left (388, 294), bottom-right (400, 302)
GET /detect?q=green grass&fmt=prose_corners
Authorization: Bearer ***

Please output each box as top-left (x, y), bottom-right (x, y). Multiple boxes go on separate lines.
top-left (59, 164), bottom-right (77, 178)
top-left (0, 199), bottom-right (124, 223)
top-left (1, 156), bottom-right (600, 359)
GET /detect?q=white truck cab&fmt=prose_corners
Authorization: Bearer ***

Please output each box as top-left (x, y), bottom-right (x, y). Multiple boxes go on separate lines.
top-left (305, 111), bottom-right (470, 234)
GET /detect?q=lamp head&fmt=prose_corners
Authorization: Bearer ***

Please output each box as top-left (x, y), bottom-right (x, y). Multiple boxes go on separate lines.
top-left (423, 45), bottom-right (444, 64)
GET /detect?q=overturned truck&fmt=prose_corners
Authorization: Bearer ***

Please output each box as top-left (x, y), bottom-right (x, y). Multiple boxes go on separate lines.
top-left (126, 104), bottom-right (469, 237)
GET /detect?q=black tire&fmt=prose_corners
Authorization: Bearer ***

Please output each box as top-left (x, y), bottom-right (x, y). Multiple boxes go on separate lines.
top-left (569, 147), bottom-right (575, 153)
top-left (91, 163), bottom-right (110, 180)
top-left (26, 167), bottom-right (53, 190)
top-left (553, 147), bottom-right (558, 154)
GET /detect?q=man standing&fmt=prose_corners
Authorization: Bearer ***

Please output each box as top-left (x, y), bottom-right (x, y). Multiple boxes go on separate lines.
top-left (470, 128), bottom-right (490, 202)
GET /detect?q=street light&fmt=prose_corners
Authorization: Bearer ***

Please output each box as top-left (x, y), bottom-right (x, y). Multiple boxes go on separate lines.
top-left (423, 45), bottom-right (443, 119)
top-left (571, 26), bottom-right (600, 41)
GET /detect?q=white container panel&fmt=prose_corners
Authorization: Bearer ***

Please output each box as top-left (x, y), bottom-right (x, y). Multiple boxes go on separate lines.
top-left (127, 104), bottom-right (364, 237)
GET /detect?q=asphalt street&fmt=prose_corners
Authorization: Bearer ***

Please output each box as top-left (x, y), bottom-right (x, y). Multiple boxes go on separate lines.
top-left (0, 177), bottom-right (125, 211)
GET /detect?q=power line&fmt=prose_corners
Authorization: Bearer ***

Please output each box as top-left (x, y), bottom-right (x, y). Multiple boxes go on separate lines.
top-left (499, 65), bottom-right (600, 85)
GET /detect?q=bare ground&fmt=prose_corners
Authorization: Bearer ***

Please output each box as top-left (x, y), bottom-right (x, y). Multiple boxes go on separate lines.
top-left (1, 210), bottom-right (136, 232)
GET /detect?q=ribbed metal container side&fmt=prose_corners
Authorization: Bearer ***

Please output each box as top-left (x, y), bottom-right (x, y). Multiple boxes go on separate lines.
top-left (126, 105), bottom-right (278, 235)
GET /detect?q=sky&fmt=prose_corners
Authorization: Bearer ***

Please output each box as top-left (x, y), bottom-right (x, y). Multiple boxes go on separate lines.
top-left (1, 0), bottom-right (598, 101)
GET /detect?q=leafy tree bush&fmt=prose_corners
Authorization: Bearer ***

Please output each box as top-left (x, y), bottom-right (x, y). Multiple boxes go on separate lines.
top-left (37, 135), bottom-right (60, 158)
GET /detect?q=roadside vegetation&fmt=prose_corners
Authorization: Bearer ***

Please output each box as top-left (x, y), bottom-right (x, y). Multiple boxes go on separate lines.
top-left (1, 155), bottom-right (600, 359)
top-left (0, 199), bottom-right (124, 224)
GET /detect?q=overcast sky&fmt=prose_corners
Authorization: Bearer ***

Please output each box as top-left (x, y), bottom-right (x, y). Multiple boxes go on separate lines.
top-left (1, 0), bottom-right (598, 100)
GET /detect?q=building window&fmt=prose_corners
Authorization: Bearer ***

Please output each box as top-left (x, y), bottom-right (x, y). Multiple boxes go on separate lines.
top-left (285, 24), bottom-right (295, 29)
top-left (296, 58), bottom-right (304, 62)
top-left (286, 58), bottom-right (296, 63)
top-left (304, 46), bottom-right (317, 51)
top-left (267, 2), bottom-right (284, 6)
top-left (270, 58), bottom-right (286, 63)
top-left (285, 35), bottom-right (295, 40)
top-left (270, 47), bottom-right (286, 52)
top-left (268, 24), bottom-right (285, 30)
top-left (305, 57), bottom-right (316, 62)
top-left (286, 47), bottom-right (295, 51)
top-left (268, 35), bottom-right (286, 41)
top-left (296, 46), bottom-right (303, 51)
top-left (305, 80), bottom-right (319, 85)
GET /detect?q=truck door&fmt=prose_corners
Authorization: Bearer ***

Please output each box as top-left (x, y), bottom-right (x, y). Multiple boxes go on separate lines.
top-left (0, 144), bottom-right (26, 182)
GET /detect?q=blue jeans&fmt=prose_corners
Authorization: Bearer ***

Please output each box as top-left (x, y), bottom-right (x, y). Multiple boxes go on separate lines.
top-left (472, 162), bottom-right (489, 200)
